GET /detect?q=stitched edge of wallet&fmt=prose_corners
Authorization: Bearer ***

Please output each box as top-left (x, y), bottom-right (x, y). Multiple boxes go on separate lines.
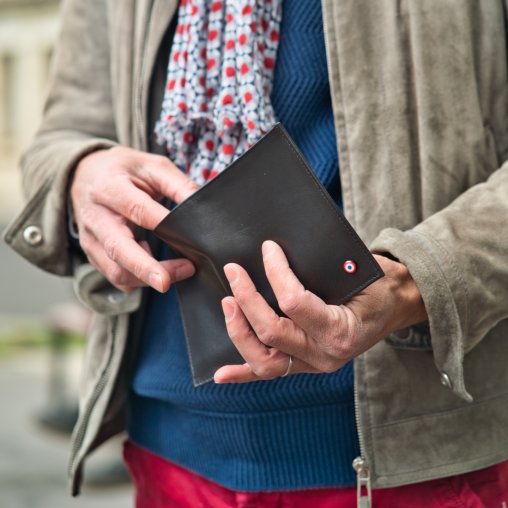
top-left (159, 122), bottom-right (384, 313)
top-left (274, 124), bottom-right (384, 303)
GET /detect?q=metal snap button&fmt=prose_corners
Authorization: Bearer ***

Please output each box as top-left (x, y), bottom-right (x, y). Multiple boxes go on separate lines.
top-left (440, 371), bottom-right (452, 389)
top-left (107, 291), bottom-right (128, 305)
top-left (23, 225), bottom-right (43, 246)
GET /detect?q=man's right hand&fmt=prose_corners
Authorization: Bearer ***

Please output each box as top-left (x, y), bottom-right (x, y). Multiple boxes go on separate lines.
top-left (70, 146), bottom-right (199, 293)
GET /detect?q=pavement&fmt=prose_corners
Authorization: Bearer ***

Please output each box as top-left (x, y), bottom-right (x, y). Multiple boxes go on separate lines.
top-left (0, 351), bottom-right (133, 508)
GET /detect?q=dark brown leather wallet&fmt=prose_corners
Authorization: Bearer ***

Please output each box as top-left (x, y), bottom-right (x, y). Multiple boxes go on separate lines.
top-left (154, 123), bottom-right (384, 386)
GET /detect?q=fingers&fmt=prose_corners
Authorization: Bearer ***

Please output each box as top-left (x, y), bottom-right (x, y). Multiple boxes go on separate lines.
top-left (91, 154), bottom-right (199, 231)
top-left (223, 263), bottom-right (338, 373)
top-left (261, 240), bottom-right (363, 364)
top-left (80, 211), bottom-right (194, 292)
top-left (221, 241), bottom-right (357, 374)
top-left (214, 364), bottom-right (258, 384)
top-left (159, 259), bottom-right (196, 283)
top-left (73, 147), bottom-right (199, 234)
top-left (144, 155), bottom-right (200, 204)
top-left (82, 233), bottom-right (144, 292)
top-left (220, 296), bottom-right (303, 378)
top-left (98, 181), bottom-right (173, 231)
top-left (261, 240), bottom-right (339, 343)
top-left (70, 148), bottom-right (198, 292)
top-left (215, 297), bottom-right (319, 383)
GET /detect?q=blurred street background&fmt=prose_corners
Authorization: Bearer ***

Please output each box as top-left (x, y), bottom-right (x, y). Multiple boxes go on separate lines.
top-left (1, 1), bottom-right (132, 506)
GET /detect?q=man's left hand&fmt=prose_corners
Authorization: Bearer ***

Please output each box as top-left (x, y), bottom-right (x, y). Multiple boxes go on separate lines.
top-left (214, 240), bottom-right (428, 383)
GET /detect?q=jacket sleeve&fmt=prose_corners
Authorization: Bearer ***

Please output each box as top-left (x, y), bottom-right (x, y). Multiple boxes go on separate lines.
top-left (3, 0), bottom-right (118, 276)
top-left (370, 159), bottom-right (508, 401)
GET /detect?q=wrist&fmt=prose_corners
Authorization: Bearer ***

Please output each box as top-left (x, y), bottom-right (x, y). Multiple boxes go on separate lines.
top-left (375, 255), bottom-right (428, 336)
top-left (70, 148), bottom-right (109, 192)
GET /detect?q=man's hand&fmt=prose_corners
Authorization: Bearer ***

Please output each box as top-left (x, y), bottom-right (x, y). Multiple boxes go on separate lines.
top-left (214, 241), bottom-right (428, 383)
top-left (70, 147), bottom-right (199, 293)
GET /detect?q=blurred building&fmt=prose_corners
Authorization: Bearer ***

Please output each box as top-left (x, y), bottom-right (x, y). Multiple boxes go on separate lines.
top-left (0, 0), bottom-right (60, 224)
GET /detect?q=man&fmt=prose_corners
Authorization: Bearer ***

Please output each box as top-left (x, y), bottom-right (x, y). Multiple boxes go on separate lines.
top-left (4, 0), bottom-right (508, 506)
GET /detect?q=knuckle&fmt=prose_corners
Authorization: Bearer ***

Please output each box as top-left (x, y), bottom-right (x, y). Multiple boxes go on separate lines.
top-left (78, 235), bottom-right (92, 253)
top-left (88, 186), bottom-right (103, 204)
top-left (110, 145), bottom-right (130, 159)
top-left (109, 146), bottom-right (122, 156)
top-left (279, 291), bottom-right (301, 315)
top-left (231, 287), bottom-right (247, 304)
top-left (257, 330), bottom-right (277, 347)
top-left (79, 205), bottom-right (95, 227)
top-left (106, 264), bottom-right (125, 286)
top-left (327, 341), bottom-right (350, 362)
top-left (257, 323), bottom-right (280, 347)
top-left (184, 178), bottom-right (199, 192)
top-left (319, 358), bottom-right (340, 373)
top-left (130, 260), bottom-right (145, 281)
top-left (126, 199), bottom-right (146, 226)
top-left (153, 161), bottom-right (172, 181)
top-left (154, 154), bottom-right (171, 167)
top-left (229, 285), bottom-right (253, 306)
top-left (252, 364), bottom-right (277, 380)
top-left (175, 179), bottom-right (198, 202)
top-left (103, 237), bottom-right (121, 261)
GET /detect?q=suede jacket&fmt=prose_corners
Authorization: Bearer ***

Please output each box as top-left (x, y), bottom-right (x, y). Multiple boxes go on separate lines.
top-left (3, 0), bottom-right (508, 498)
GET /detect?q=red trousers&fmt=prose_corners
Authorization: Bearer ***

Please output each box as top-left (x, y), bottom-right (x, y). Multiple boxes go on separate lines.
top-left (124, 440), bottom-right (508, 508)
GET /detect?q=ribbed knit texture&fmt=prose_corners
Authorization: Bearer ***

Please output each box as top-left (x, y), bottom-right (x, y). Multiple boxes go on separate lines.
top-left (270, 0), bottom-right (341, 206)
top-left (129, 0), bottom-right (359, 491)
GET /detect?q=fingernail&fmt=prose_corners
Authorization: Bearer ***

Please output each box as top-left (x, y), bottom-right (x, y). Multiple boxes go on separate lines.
top-left (149, 272), bottom-right (163, 292)
top-left (213, 369), bottom-right (225, 384)
top-left (262, 240), bottom-right (276, 257)
top-left (175, 262), bottom-right (195, 280)
top-left (221, 299), bottom-right (235, 321)
top-left (224, 264), bottom-right (239, 286)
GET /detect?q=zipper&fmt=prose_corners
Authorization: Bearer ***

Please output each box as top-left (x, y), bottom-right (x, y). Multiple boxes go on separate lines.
top-left (321, 1), bottom-right (372, 504)
top-left (352, 354), bottom-right (373, 507)
top-left (353, 358), bottom-right (371, 507)
top-left (68, 316), bottom-right (118, 493)
top-left (353, 456), bottom-right (372, 508)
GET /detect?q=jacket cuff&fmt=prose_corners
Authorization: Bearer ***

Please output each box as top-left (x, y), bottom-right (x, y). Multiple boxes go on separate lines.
top-left (74, 263), bottom-right (142, 315)
top-left (3, 138), bottom-right (118, 276)
top-left (370, 227), bottom-right (472, 402)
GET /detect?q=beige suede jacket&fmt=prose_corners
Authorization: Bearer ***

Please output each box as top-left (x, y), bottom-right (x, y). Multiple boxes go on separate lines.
top-left (4, 0), bottom-right (508, 498)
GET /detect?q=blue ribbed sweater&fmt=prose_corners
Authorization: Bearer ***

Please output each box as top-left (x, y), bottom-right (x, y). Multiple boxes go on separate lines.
top-left (129, 0), bottom-right (360, 491)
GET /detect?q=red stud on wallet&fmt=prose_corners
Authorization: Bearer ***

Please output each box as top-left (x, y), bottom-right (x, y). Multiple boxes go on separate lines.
top-left (154, 123), bottom-right (384, 386)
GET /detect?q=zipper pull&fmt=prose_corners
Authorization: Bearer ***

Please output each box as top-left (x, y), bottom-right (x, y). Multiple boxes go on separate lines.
top-left (352, 456), bottom-right (372, 508)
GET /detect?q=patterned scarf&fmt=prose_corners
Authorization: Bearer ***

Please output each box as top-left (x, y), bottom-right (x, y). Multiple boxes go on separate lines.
top-left (155, 0), bottom-right (283, 185)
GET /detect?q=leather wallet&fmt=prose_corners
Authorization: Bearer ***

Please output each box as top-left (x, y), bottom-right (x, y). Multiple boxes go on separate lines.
top-left (154, 123), bottom-right (384, 386)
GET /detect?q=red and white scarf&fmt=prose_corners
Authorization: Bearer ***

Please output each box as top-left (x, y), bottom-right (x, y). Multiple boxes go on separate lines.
top-left (155, 0), bottom-right (283, 185)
